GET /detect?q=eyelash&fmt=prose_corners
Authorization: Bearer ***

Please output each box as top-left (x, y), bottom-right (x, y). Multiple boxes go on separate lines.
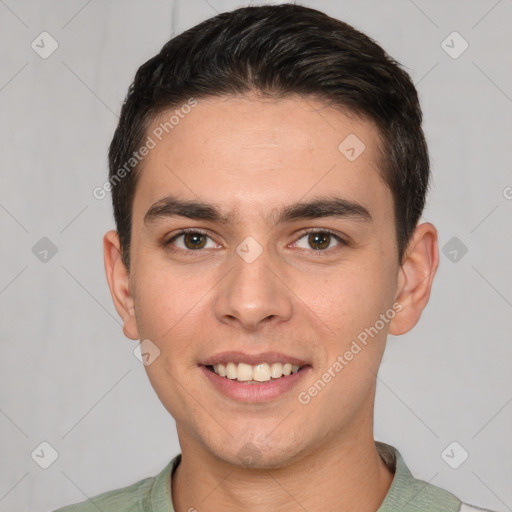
top-left (164, 228), bottom-right (347, 255)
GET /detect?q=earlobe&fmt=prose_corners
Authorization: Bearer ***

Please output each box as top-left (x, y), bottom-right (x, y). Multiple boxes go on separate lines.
top-left (103, 230), bottom-right (139, 340)
top-left (389, 222), bottom-right (439, 336)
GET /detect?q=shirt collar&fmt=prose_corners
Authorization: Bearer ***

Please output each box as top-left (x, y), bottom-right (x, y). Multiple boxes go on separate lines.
top-left (376, 442), bottom-right (461, 511)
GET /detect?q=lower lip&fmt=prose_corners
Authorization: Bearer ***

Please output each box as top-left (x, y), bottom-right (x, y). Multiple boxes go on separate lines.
top-left (200, 365), bottom-right (311, 403)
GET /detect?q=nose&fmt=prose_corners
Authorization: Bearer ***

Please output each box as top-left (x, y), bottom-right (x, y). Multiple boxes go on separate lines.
top-left (213, 244), bottom-right (293, 332)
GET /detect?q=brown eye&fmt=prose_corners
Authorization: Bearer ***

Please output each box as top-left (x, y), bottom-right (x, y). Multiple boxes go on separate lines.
top-left (167, 231), bottom-right (217, 251)
top-left (294, 230), bottom-right (345, 252)
top-left (308, 232), bottom-right (331, 250)
top-left (183, 232), bottom-right (207, 250)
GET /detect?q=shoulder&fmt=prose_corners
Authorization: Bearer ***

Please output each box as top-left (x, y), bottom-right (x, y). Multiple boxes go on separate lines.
top-left (52, 456), bottom-right (180, 512)
top-left (459, 504), bottom-right (496, 512)
top-left (376, 443), bottom-right (497, 512)
top-left (52, 475), bottom-right (155, 512)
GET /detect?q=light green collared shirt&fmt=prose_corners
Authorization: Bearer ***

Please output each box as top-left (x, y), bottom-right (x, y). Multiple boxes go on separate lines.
top-left (53, 443), bottom-right (491, 511)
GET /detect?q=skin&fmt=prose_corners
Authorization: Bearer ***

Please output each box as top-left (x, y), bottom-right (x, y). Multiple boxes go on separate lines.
top-left (104, 94), bottom-right (439, 511)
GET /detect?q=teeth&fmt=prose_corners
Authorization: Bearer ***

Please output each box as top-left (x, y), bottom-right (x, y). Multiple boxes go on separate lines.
top-left (253, 363), bottom-right (271, 382)
top-left (211, 362), bottom-right (303, 382)
top-left (226, 362), bottom-right (237, 379)
top-left (270, 363), bottom-right (283, 378)
top-left (282, 363), bottom-right (292, 376)
top-left (237, 363), bottom-right (253, 382)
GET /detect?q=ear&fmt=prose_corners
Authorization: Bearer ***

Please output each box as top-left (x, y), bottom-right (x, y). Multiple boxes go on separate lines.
top-left (103, 230), bottom-right (139, 340)
top-left (389, 222), bottom-right (439, 336)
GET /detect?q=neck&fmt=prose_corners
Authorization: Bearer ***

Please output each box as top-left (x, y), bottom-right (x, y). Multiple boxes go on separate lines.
top-left (172, 428), bottom-right (393, 512)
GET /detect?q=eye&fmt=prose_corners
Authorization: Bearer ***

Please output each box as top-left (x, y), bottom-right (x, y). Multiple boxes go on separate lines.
top-left (166, 230), bottom-right (218, 251)
top-left (294, 230), bottom-right (346, 251)
top-left (165, 229), bottom-right (346, 254)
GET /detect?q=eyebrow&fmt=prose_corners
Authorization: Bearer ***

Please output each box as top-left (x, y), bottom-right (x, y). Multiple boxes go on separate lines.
top-left (143, 194), bottom-right (372, 226)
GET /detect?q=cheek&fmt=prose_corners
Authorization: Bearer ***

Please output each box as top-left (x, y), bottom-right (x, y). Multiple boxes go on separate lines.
top-left (294, 258), bottom-right (395, 340)
top-left (132, 263), bottom-right (208, 344)
top-left (134, 268), bottom-right (207, 405)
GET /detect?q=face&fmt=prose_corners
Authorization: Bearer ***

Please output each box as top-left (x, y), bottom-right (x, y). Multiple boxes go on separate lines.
top-left (106, 94), bottom-right (431, 469)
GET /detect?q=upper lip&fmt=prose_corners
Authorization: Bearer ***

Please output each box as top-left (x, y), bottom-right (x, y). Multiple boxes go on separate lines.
top-left (200, 351), bottom-right (309, 367)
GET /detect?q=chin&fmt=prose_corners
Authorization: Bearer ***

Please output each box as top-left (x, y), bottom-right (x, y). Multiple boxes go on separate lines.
top-left (205, 431), bottom-right (312, 471)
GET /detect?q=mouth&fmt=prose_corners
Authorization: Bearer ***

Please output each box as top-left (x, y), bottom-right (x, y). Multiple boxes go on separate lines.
top-left (204, 362), bottom-right (306, 384)
top-left (199, 352), bottom-right (311, 402)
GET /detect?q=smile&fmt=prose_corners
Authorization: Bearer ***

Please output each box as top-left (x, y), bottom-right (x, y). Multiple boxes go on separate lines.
top-left (201, 362), bottom-right (310, 402)
top-left (208, 362), bottom-right (302, 383)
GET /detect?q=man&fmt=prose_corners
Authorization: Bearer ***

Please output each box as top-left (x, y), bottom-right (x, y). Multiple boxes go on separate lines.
top-left (55, 4), bottom-right (494, 511)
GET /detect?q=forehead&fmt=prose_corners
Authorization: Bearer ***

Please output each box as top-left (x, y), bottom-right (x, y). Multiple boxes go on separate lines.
top-left (133, 94), bottom-right (391, 223)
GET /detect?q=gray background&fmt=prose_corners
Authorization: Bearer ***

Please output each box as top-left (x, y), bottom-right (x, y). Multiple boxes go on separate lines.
top-left (0, 0), bottom-right (511, 510)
